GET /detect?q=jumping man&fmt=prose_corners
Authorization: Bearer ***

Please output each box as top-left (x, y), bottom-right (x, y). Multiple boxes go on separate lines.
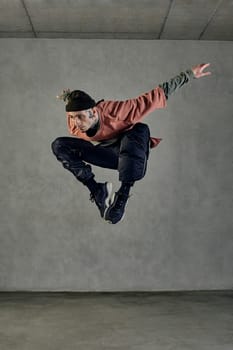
top-left (52, 63), bottom-right (211, 224)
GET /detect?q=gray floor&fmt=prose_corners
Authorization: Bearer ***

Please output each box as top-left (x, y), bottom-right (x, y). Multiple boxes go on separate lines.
top-left (0, 291), bottom-right (232, 350)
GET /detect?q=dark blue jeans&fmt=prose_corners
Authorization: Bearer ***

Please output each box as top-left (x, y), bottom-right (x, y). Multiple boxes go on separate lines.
top-left (51, 123), bottom-right (150, 183)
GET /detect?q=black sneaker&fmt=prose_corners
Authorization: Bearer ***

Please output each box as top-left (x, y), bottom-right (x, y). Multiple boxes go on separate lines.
top-left (90, 182), bottom-right (112, 218)
top-left (104, 191), bottom-right (129, 224)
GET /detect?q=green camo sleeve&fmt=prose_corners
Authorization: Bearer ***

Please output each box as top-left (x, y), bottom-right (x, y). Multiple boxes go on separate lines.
top-left (159, 69), bottom-right (195, 100)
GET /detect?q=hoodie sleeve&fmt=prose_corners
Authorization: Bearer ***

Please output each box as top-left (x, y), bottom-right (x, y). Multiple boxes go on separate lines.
top-left (101, 86), bottom-right (167, 124)
top-left (159, 69), bottom-right (195, 100)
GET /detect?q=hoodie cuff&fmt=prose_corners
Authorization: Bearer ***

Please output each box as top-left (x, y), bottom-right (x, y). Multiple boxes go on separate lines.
top-left (186, 69), bottom-right (195, 79)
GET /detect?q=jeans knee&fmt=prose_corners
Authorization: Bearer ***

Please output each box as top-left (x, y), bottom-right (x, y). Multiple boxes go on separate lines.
top-left (133, 123), bottom-right (150, 135)
top-left (51, 137), bottom-right (63, 156)
top-left (125, 123), bottom-right (150, 138)
top-left (122, 123), bottom-right (150, 145)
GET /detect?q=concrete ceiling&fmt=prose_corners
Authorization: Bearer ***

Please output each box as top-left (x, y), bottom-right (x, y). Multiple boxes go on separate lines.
top-left (0, 0), bottom-right (232, 40)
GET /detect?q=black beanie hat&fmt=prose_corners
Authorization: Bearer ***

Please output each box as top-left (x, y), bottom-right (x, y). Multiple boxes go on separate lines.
top-left (57, 90), bottom-right (96, 112)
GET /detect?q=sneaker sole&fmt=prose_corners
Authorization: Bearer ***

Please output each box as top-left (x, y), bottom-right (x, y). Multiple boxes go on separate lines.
top-left (104, 182), bottom-right (113, 209)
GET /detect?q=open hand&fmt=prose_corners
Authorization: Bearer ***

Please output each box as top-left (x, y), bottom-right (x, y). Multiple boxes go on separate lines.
top-left (191, 63), bottom-right (211, 78)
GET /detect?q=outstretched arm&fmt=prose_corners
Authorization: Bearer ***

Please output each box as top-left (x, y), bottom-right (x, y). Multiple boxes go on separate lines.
top-left (96, 64), bottom-right (211, 126)
top-left (159, 63), bottom-right (211, 100)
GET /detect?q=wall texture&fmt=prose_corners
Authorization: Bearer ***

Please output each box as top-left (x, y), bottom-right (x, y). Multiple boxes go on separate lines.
top-left (0, 39), bottom-right (232, 291)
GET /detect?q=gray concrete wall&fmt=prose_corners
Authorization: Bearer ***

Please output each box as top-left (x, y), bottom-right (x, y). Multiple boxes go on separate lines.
top-left (0, 39), bottom-right (232, 291)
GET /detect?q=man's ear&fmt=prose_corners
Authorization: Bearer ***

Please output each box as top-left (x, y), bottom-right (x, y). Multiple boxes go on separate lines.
top-left (87, 109), bottom-right (94, 119)
top-left (93, 108), bottom-right (98, 119)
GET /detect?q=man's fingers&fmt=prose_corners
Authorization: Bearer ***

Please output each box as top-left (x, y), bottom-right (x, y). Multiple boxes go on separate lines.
top-left (202, 62), bottom-right (210, 67)
top-left (201, 63), bottom-right (211, 71)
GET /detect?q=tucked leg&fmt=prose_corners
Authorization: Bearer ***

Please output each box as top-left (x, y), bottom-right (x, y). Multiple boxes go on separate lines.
top-left (105, 123), bottom-right (151, 224)
top-left (118, 123), bottom-right (150, 182)
top-left (51, 137), bottom-right (118, 182)
top-left (51, 137), bottom-right (118, 217)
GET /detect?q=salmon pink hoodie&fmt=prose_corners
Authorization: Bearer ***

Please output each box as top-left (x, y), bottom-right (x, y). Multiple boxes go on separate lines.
top-left (67, 86), bottom-right (167, 149)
